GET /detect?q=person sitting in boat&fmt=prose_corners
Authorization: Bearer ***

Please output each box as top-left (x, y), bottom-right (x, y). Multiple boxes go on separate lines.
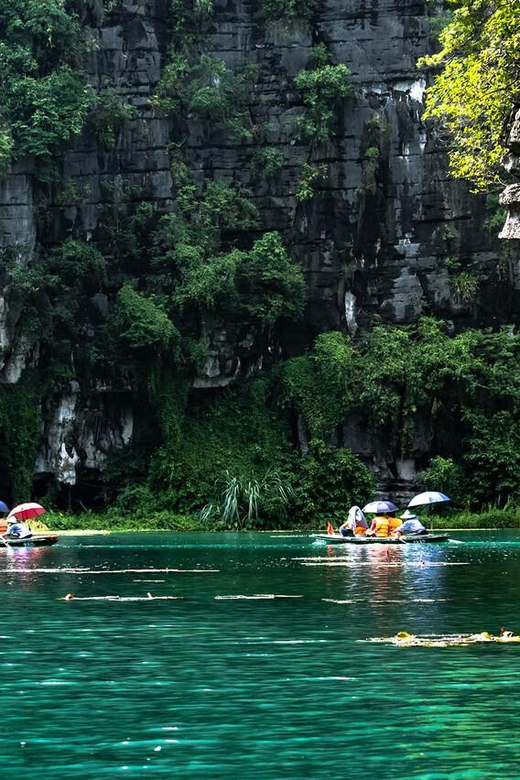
top-left (347, 505), bottom-right (368, 536)
top-left (388, 513), bottom-right (402, 535)
top-left (4, 519), bottom-right (32, 539)
top-left (367, 513), bottom-right (392, 537)
top-left (392, 510), bottom-right (427, 537)
top-left (338, 506), bottom-right (368, 537)
top-left (338, 520), bottom-right (354, 537)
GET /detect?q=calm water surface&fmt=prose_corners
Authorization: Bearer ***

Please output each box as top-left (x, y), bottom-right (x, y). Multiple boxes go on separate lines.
top-left (1, 531), bottom-right (520, 778)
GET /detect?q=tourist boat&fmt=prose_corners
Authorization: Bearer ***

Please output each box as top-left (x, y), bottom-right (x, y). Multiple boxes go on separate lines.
top-left (314, 533), bottom-right (450, 544)
top-left (2, 534), bottom-right (59, 548)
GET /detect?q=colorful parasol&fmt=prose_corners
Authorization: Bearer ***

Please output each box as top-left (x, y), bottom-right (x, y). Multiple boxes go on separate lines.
top-left (7, 502), bottom-right (46, 522)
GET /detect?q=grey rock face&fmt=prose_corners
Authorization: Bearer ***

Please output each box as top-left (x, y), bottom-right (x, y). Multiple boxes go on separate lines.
top-left (0, 167), bottom-right (35, 250)
top-left (500, 184), bottom-right (520, 241)
top-left (499, 105), bottom-right (520, 240)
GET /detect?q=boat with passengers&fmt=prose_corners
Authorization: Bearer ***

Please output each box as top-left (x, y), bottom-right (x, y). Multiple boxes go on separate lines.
top-left (314, 532), bottom-right (449, 544)
top-left (315, 492), bottom-right (452, 545)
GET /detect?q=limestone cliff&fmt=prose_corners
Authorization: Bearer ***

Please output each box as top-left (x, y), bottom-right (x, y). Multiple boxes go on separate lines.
top-left (0, 0), bottom-right (513, 499)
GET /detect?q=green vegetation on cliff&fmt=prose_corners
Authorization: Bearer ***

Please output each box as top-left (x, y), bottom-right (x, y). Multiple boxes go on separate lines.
top-left (261, 0), bottom-right (318, 22)
top-left (152, 53), bottom-right (258, 141)
top-left (33, 316), bottom-right (520, 528)
top-left (295, 44), bottom-right (352, 144)
top-left (281, 319), bottom-right (520, 510)
top-left (100, 375), bottom-right (375, 529)
top-left (0, 374), bottom-right (42, 504)
top-left (0, 1), bottom-right (135, 175)
top-left (0, 0), bottom-right (95, 173)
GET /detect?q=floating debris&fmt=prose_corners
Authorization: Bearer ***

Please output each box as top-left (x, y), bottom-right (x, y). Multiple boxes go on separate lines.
top-left (296, 560), bottom-right (468, 567)
top-left (365, 631), bottom-right (520, 647)
top-left (59, 594), bottom-right (182, 602)
top-left (4, 567), bottom-right (219, 575)
top-left (269, 534), bottom-right (310, 538)
top-left (322, 598), bottom-right (357, 604)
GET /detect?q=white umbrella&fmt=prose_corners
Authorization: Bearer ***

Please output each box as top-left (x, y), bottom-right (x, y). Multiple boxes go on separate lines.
top-left (362, 500), bottom-right (397, 513)
top-left (407, 491), bottom-right (450, 508)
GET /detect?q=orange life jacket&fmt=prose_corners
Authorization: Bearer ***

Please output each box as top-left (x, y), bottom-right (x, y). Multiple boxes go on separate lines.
top-left (388, 517), bottom-right (401, 534)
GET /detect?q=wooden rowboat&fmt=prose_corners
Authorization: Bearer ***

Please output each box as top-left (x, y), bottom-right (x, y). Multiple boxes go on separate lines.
top-left (2, 534), bottom-right (58, 548)
top-left (314, 533), bottom-right (450, 545)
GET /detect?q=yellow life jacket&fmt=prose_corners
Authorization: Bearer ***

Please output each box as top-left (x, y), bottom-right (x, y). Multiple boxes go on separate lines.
top-left (388, 517), bottom-right (401, 533)
top-left (374, 516), bottom-right (390, 537)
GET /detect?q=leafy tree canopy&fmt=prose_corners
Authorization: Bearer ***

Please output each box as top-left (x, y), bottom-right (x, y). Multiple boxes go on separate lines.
top-left (419, 0), bottom-right (520, 191)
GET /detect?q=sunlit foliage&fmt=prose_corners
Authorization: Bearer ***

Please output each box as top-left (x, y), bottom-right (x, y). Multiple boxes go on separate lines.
top-left (419, 0), bottom-right (520, 190)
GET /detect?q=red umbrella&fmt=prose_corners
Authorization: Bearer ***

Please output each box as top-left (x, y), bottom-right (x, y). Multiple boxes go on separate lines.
top-left (7, 502), bottom-right (46, 522)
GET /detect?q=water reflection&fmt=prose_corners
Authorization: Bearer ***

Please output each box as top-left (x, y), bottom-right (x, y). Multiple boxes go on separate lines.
top-left (360, 546), bottom-right (406, 612)
top-left (305, 542), bottom-right (451, 610)
top-left (2, 546), bottom-right (51, 585)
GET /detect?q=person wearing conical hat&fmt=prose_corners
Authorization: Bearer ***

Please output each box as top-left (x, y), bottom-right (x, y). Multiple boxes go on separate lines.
top-left (392, 510), bottom-right (427, 537)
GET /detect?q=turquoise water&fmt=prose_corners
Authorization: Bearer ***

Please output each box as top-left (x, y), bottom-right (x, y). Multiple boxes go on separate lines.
top-left (1, 531), bottom-right (520, 778)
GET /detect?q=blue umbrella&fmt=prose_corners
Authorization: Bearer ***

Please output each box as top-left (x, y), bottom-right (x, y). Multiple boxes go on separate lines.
top-left (0, 501), bottom-right (9, 513)
top-left (362, 500), bottom-right (398, 513)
